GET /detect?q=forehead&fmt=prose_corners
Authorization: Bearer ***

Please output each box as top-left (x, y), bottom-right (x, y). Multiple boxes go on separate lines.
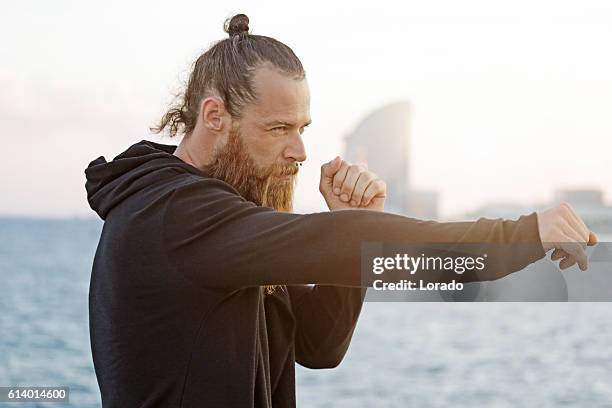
top-left (246, 65), bottom-right (310, 123)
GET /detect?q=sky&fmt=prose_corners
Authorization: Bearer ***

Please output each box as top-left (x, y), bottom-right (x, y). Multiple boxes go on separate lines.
top-left (1, 0), bottom-right (611, 218)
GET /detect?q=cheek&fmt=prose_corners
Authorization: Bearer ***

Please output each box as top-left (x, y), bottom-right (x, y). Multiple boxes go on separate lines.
top-left (247, 135), bottom-right (286, 165)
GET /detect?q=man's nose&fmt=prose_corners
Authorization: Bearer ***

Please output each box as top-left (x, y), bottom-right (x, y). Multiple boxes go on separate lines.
top-left (284, 132), bottom-right (307, 163)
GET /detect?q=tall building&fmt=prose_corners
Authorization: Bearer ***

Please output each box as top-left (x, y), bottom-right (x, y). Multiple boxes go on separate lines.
top-left (344, 101), bottom-right (438, 219)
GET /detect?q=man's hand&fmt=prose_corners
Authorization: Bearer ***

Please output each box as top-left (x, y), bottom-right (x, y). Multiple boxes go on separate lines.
top-left (537, 203), bottom-right (598, 271)
top-left (319, 156), bottom-right (386, 211)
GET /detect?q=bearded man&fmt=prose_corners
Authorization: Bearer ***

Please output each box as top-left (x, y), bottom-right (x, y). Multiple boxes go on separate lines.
top-left (85, 14), bottom-right (596, 408)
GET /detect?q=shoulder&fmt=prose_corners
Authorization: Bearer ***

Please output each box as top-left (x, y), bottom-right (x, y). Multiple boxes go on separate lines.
top-left (162, 174), bottom-right (259, 222)
top-left (169, 174), bottom-right (243, 200)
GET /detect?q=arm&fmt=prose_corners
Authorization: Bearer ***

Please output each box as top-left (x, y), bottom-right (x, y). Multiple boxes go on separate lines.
top-left (288, 285), bottom-right (364, 369)
top-left (162, 177), bottom-right (545, 289)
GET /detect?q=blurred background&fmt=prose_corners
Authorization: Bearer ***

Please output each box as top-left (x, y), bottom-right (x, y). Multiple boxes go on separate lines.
top-left (1, 0), bottom-right (611, 407)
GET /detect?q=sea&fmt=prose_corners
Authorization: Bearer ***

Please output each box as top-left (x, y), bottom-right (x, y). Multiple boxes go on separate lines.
top-left (1, 218), bottom-right (612, 408)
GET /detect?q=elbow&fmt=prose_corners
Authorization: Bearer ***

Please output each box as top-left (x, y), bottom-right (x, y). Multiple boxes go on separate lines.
top-left (294, 328), bottom-right (357, 369)
top-left (296, 348), bottom-right (347, 369)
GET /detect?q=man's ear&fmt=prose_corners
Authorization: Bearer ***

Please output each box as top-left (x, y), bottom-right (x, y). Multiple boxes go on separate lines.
top-left (199, 96), bottom-right (227, 131)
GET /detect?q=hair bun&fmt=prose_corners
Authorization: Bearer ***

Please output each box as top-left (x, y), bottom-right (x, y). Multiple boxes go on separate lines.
top-left (225, 14), bottom-right (250, 37)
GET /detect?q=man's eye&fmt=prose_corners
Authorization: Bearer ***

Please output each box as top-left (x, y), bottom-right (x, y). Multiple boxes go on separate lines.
top-left (271, 127), bottom-right (287, 134)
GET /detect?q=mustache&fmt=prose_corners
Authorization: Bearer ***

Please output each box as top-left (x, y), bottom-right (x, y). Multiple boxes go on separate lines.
top-left (264, 162), bottom-right (300, 178)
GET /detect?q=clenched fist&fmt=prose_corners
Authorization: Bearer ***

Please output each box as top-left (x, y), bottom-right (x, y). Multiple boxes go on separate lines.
top-left (537, 203), bottom-right (598, 271)
top-left (319, 156), bottom-right (386, 211)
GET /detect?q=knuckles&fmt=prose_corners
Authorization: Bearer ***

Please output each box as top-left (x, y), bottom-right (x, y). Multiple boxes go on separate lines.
top-left (559, 202), bottom-right (574, 215)
top-left (347, 164), bottom-right (367, 175)
top-left (320, 158), bottom-right (386, 198)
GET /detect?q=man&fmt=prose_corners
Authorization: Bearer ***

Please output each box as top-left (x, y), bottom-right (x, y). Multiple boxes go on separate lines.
top-left (85, 14), bottom-right (596, 407)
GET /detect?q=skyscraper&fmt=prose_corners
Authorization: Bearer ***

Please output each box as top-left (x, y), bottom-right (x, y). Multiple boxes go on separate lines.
top-left (344, 101), bottom-right (438, 218)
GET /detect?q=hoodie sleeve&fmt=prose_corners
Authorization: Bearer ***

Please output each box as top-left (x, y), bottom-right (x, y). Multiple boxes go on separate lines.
top-left (288, 285), bottom-right (363, 369)
top-left (162, 178), bottom-right (546, 289)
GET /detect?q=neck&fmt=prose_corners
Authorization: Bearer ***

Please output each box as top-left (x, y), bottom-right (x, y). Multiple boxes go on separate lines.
top-left (173, 133), bottom-right (214, 171)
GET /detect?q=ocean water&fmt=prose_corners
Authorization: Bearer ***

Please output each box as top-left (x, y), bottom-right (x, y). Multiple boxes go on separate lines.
top-left (1, 218), bottom-right (611, 408)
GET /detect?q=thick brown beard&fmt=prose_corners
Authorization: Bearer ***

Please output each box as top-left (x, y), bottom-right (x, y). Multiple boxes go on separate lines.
top-left (202, 125), bottom-right (298, 295)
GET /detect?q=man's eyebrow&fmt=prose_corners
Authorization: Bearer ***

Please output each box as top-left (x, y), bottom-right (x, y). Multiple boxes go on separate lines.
top-left (264, 119), bottom-right (312, 127)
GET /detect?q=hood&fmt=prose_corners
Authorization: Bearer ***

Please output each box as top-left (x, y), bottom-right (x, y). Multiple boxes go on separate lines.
top-left (85, 140), bottom-right (204, 220)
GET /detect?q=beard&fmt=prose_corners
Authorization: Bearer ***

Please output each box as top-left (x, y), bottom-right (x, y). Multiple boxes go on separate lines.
top-left (202, 124), bottom-right (299, 295)
top-left (202, 125), bottom-right (298, 213)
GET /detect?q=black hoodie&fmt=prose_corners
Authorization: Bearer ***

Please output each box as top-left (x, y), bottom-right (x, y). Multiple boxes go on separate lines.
top-left (85, 140), bottom-right (545, 407)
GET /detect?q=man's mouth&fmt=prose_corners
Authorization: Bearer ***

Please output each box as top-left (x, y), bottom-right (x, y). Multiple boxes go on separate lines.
top-left (273, 167), bottom-right (298, 178)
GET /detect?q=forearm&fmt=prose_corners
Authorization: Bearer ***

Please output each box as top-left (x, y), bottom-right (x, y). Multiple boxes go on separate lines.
top-left (289, 285), bottom-right (364, 369)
